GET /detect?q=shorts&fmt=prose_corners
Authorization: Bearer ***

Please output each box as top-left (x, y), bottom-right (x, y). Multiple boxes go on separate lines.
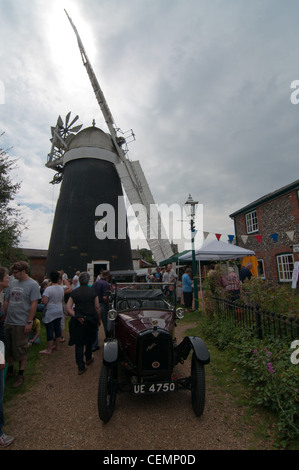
top-left (4, 324), bottom-right (29, 362)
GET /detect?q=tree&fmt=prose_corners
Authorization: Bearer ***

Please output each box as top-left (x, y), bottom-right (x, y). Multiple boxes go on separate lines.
top-left (139, 248), bottom-right (155, 264)
top-left (0, 137), bottom-right (27, 267)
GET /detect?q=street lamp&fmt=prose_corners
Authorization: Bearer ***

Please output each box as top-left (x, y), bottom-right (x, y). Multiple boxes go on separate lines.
top-left (184, 194), bottom-right (199, 310)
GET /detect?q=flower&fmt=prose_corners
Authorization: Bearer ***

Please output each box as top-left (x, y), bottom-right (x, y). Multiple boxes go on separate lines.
top-left (267, 362), bottom-right (275, 374)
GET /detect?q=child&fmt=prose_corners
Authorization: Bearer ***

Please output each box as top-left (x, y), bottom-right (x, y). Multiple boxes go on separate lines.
top-left (28, 316), bottom-right (41, 345)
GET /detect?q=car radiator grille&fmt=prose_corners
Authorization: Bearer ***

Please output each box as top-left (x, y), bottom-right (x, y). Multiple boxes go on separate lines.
top-left (136, 329), bottom-right (173, 378)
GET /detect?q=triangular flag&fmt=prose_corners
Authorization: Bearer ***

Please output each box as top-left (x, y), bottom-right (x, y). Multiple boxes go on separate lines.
top-left (255, 234), bottom-right (263, 244)
top-left (228, 235), bottom-right (234, 243)
top-left (286, 230), bottom-right (295, 241)
top-left (241, 235), bottom-right (248, 244)
top-left (270, 233), bottom-right (278, 243)
top-left (215, 233), bottom-right (221, 241)
top-left (203, 231), bottom-right (209, 240)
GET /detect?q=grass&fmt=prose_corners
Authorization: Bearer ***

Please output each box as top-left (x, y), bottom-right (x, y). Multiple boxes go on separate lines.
top-left (3, 313), bottom-right (47, 405)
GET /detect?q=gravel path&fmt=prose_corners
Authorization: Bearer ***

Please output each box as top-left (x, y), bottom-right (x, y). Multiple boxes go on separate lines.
top-left (3, 323), bottom-right (271, 451)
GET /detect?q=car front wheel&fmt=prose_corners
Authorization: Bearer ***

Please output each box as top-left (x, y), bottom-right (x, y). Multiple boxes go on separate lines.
top-left (98, 364), bottom-right (117, 423)
top-left (191, 352), bottom-right (206, 417)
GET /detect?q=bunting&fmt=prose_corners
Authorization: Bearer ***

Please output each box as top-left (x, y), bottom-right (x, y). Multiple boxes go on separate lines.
top-left (286, 230), bottom-right (295, 241)
top-left (199, 230), bottom-right (297, 245)
top-left (270, 233), bottom-right (278, 243)
top-left (241, 235), bottom-right (248, 245)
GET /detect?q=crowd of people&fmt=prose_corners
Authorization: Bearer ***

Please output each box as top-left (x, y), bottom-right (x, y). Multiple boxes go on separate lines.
top-left (0, 260), bottom-right (113, 447)
top-left (207, 261), bottom-right (253, 302)
top-left (146, 264), bottom-right (178, 304)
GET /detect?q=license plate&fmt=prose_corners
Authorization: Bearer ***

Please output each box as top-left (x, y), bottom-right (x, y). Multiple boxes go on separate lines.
top-left (133, 381), bottom-right (177, 394)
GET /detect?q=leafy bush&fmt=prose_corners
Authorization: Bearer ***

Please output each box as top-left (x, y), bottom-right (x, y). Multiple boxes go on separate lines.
top-left (203, 265), bottom-right (299, 318)
top-left (240, 278), bottom-right (299, 318)
top-left (200, 310), bottom-right (299, 447)
top-left (203, 265), bottom-right (227, 314)
top-left (234, 337), bottom-right (299, 447)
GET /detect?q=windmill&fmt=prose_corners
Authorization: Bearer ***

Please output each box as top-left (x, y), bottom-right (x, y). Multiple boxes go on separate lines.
top-left (63, 10), bottom-right (174, 263)
top-left (45, 11), bottom-right (174, 278)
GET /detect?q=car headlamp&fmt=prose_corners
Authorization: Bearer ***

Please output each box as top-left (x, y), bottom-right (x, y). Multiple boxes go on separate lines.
top-left (175, 308), bottom-right (185, 319)
top-left (108, 309), bottom-right (118, 321)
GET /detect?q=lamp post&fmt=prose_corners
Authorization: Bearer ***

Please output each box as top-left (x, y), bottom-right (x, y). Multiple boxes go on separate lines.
top-left (184, 194), bottom-right (199, 310)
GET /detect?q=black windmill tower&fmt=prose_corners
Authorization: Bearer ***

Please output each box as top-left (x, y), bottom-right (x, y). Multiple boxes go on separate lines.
top-left (45, 11), bottom-right (173, 280)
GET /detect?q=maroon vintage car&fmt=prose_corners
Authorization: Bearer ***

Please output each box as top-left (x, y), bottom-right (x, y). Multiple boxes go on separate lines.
top-left (97, 283), bottom-right (210, 423)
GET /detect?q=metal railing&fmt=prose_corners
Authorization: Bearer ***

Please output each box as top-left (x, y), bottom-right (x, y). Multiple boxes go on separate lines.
top-left (212, 296), bottom-right (299, 341)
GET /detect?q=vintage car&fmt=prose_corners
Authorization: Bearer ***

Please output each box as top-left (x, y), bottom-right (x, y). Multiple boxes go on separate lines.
top-left (97, 283), bottom-right (210, 423)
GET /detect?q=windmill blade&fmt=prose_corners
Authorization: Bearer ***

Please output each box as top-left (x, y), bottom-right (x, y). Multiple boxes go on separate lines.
top-left (47, 112), bottom-right (83, 171)
top-left (57, 115), bottom-right (64, 128)
top-left (55, 112), bottom-right (83, 138)
top-left (116, 159), bottom-right (173, 263)
top-left (68, 114), bottom-right (80, 128)
top-left (69, 124), bottom-right (83, 133)
top-left (65, 111), bottom-right (71, 128)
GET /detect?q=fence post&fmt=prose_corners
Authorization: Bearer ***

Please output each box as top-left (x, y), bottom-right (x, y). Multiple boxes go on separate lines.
top-left (255, 305), bottom-right (263, 340)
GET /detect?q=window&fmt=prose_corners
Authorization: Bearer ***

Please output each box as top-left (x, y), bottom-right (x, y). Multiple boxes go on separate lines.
top-left (245, 210), bottom-right (258, 234)
top-left (276, 254), bottom-right (294, 282)
top-left (257, 259), bottom-right (265, 279)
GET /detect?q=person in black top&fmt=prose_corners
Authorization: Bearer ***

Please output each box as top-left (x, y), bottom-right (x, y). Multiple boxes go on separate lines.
top-left (240, 262), bottom-right (253, 283)
top-left (66, 272), bottom-right (101, 375)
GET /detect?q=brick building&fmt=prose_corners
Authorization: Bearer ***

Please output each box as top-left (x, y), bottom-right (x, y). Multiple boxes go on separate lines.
top-left (230, 180), bottom-right (299, 283)
top-left (21, 248), bottom-right (48, 284)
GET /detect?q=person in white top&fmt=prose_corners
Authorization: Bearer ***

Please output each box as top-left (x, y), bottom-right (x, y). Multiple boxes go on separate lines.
top-left (162, 264), bottom-right (177, 303)
top-left (39, 271), bottom-right (64, 355)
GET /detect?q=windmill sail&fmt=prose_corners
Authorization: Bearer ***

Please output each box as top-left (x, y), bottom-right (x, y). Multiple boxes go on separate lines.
top-left (65, 10), bottom-right (173, 262)
top-left (116, 160), bottom-right (174, 261)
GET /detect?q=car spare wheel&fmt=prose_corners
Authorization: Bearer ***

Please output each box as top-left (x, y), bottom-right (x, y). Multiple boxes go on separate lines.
top-left (98, 364), bottom-right (117, 423)
top-left (191, 352), bottom-right (206, 417)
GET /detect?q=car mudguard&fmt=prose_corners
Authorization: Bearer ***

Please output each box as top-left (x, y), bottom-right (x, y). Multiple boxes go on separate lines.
top-left (103, 338), bottom-right (118, 366)
top-left (187, 336), bottom-right (210, 364)
top-left (106, 318), bottom-right (115, 338)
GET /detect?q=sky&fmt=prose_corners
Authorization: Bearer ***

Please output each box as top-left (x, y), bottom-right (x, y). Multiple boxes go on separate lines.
top-left (0, 0), bottom-right (298, 255)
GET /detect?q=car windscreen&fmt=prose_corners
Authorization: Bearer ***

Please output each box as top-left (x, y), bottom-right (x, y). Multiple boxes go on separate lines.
top-left (116, 289), bottom-right (164, 301)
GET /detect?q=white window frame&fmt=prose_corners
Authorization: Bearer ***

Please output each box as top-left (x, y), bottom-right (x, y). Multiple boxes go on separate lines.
top-left (245, 210), bottom-right (258, 234)
top-left (276, 253), bottom-right (294, 282)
